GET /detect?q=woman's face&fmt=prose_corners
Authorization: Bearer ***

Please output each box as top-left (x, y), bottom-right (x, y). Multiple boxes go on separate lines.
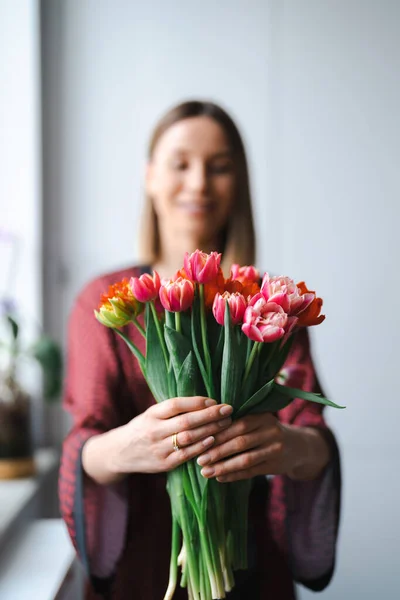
top-left (146, 116), bottom-right (236, 245)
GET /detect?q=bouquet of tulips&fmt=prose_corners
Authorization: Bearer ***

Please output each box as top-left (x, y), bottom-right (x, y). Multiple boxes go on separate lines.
top-left (95, 250), bottom-right (342, 600)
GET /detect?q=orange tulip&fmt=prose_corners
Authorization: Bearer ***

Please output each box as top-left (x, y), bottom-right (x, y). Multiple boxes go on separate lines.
top-left (296, 282), bottom-right (325, 327)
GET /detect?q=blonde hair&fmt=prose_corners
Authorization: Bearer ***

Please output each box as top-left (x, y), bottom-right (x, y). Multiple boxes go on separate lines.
top-left (139, 100), bottom-right (256, 272)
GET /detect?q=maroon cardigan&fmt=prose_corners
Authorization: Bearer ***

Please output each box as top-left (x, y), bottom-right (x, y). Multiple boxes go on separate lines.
top-left (59, 266), bottom-right (341, 600)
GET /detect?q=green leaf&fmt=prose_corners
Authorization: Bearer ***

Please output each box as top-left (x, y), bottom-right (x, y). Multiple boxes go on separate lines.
top-left (200, 479), bottom-right (209, 523)
top-left (144, 304), bottom-right (169, 402)
top-left (182, 464), bottom-right (201, 521)
top-left (234, 379), bottom-right (275, 418)
top-left (114, 329), bottom-right (145, 372)
top-left (164, 325), bottom-right (192, 381)
top-left (264, 336), bottom-right (295, 381)
top-left (176, 351), bottom-right (199, 397)
top-left (221, 303), bottom-right (243, 408)
top-left (30, 336), bottom-right (63, 401)
top-left (246, 387), bottom-right (293, 414)
top-left (273, 382), bottom-right (346, 409)
top-left (180, 311), bottom-right (192, 341)
top-left (240, 342), bottom-right (261, 404)
top-left (190, 298), bottom-right (210, 395)
top-left (168, 364), bottom-right (177, 398)
top-left (7, 315), bottom-right (19, 341)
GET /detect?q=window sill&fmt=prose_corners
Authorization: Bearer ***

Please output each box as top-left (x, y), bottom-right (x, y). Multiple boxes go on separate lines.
top-left (0, 448), bottom-right (59, 549)
top-left (0, 519), bottom-right (79, 600)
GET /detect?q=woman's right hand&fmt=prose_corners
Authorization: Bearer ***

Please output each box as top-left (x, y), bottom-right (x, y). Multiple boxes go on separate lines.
top-left (82, 397), bottom-right (233, 484)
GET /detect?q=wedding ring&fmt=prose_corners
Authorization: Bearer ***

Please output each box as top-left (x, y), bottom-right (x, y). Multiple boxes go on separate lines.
top-left (172, 433), bottom-right (180, 452)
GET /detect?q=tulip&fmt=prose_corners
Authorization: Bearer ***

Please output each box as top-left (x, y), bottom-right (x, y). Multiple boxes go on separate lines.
top-left (261, 273), bottom-right (314, 315)
top-left (230, 264), bottom-right (260, 283)
top-left (130, 271), bottom-right (161, 303)
top-left (212, 292), bottom-right (247, 326)
top-left (242, 297), bottom-right (287, 343)
top-left (295, 282), bottom-right (325, 326)
top-left (159, 277), bottom-right (195, 312)
top-left (95, 279), bottom-right (143, 328)
top-left (184, 250), bottom-right (221, 284)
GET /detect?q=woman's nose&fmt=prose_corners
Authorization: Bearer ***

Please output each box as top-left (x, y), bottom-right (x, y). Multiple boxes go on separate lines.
top-left (186, 164), bottom-right (208, 193)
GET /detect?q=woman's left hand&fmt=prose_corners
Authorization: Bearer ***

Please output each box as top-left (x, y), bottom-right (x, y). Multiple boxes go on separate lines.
top-left (197, 412), bottom-right (331, 482)
top-left (196, 412), bottom-right (297, 482)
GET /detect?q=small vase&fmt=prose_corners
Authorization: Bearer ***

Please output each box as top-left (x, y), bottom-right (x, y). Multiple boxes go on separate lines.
top-left (0, 375), bottom-right (35, 479)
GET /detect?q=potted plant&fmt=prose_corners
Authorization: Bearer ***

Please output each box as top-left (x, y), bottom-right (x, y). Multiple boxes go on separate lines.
top-left (0, 300), bottom-right (63, 479)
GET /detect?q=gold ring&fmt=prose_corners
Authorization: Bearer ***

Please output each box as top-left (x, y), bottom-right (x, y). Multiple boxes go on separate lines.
top-left (172, 433), bottom-right (180, 452)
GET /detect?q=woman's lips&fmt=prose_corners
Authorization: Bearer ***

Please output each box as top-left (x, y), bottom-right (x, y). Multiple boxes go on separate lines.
top-left (175, 201), bottom-right (214, 215)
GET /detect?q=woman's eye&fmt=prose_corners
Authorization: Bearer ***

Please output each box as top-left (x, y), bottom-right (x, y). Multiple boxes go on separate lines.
top-left (170, 160), bottom-right (187, 171)
top-left (208, 162), bottom-right (233, 175)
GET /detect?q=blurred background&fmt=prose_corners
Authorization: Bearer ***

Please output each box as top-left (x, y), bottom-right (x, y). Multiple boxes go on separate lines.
top-left (1, 0), bottom-right (399, 598)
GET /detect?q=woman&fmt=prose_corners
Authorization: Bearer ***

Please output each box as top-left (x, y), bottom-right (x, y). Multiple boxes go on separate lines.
top-left (59, 100), bottom-right (341, 599)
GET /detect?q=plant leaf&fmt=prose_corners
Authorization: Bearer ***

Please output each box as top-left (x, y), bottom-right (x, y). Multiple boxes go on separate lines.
top-left (190, 297), bottom-right (210, 395)
top-left (273, 382), bottom-right (346, 409)
top-left (234, 379), bottom-right (275, 418)
top-left (221, 303), bottom-right (243, 408)
top-left (164, 325), bottom-right (192, 381)
top-left (144, 304), bottom-right (169, 402)
top-left (177, 351), bottom-right (199, 397)
top-left (30, 336), bottom-right (63, 401)
top-left (7, 315), bottom-right (19, 341)
top-left (115, 329), bottom-right (145, 372)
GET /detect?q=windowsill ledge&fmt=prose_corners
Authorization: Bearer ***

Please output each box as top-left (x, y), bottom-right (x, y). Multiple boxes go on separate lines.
top-left (0, 448), bottom-right (59, 550)
top-left (0, 519), bottom-right (78, 600)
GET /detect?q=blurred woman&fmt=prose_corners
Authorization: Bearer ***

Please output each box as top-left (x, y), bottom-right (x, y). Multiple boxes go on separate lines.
top-left (59, 100), bottom-right (341, 599)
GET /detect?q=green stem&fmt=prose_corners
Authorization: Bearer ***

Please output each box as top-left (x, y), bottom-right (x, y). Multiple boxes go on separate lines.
top-left (179, 495), bottom-right (200, 598)
top-left (187, 461), bottom-right (201, 508)
top-left (150, 301), bottom-right (169, 371)
top-left (163, 517), bottom-right (180, 600)
top-left (199, 285), bottom-right (215, 399)
top-left (198, 525), bottom-right (220, 599)
top-left (175, 311), bottom-right (181, 334)
top-left (243, 341), bottom-right (260, 384)
top-left (133, 318), bottom-right (146, 337)
top-left (114, 329), bottom-right (145, 370)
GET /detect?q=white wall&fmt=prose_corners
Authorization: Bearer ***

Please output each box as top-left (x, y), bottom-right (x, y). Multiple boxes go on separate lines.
top-left (42, 0), bottom-right (274, 335)
top-left (270, 2), bottom-right (400, 599)
top-left (0, 0), bottom-right (43, 412)
top-left (42, 1), bottom-right (400, 598)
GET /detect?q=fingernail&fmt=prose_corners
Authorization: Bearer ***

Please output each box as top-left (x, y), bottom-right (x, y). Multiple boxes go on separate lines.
top-left (201, 466), bottom-right (215, 477)
top-left (205, 399), bottom-right (217, 407)
top-left (220, 405), bottom-right (233, 416)
top-left (197, 453), bottom-right (211, 466)
top-left (202, 437), bottom-right (214, 448)
top-left (218, 417), bottom-right (231, 428)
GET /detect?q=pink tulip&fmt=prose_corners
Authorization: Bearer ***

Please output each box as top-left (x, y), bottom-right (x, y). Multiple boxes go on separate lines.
top-left (130, 271), bottom-right (161, 303)
top-left (230, 264), bottom-right (260, 283)
top-left (159, 277), bottom-right (195, 312)
top-left (212, 292), bottom-right (247, 326)
top-left (261, 274), bottom-right (314, 315)
top-left (242, 297), bottom-right (287, 343)
top-left (184, 250), bottom-right (221, 284)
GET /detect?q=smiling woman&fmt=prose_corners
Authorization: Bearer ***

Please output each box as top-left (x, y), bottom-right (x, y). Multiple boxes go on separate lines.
top-left (140, 101), bottom-right (256, 279)
top-left (59, 100), bottom-right (341, 600)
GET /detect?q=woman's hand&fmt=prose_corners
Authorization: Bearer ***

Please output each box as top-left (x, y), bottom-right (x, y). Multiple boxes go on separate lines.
top-left (83, 396), bottom-right (233, 485)
top-left (197, 412), bottom-right (331, 483)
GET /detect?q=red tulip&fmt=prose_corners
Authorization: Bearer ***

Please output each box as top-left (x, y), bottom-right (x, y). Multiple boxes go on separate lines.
top-left (242, 296), bottom-right (287, 343)
top-left (230, 264), bottom-right (260, 283)
top-left (130, 271), bottom-right (161, 303)
top-left (212, 292), bottom-right (247, 326)
top-left (159, 277), bottom-right (195, 312)
top-left (184, 250), bottom-right (221, 284)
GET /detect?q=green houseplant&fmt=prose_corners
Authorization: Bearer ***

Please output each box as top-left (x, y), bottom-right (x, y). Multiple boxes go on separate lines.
top-left (0, 300), bottom-right (63, 478)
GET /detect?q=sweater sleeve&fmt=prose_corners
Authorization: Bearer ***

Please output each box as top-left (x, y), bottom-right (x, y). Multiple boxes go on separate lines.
top-left (268, 329), bottom-right (342, 591)
top-left (58, 278), bottom-right (130, 596)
